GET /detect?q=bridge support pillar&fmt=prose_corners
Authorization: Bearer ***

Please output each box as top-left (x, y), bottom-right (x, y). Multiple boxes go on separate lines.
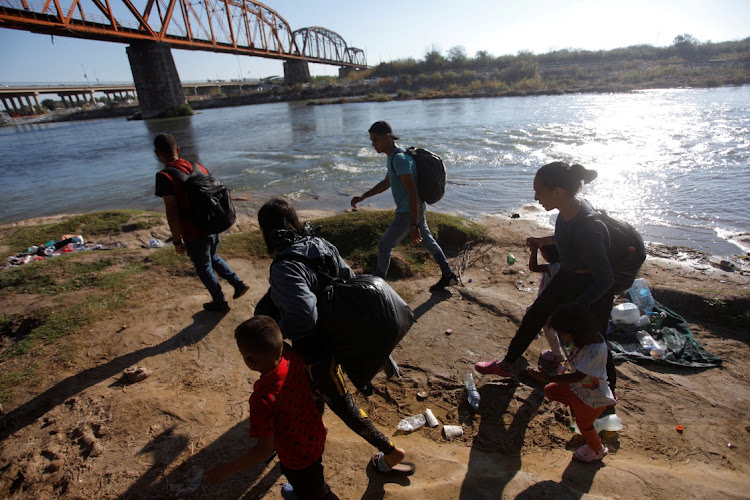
top-left (126, 41), bottom-right (188, 119)
top-left (283, 59), bottom-right (310, 86)
top-left (339, 67), bottom-right (353, 78)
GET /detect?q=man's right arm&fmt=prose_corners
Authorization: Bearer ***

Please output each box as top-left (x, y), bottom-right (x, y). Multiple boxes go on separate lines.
top-left (163, 195), bottom-right (186, 255)
top-left (351, 174), bottom-right (390, 208)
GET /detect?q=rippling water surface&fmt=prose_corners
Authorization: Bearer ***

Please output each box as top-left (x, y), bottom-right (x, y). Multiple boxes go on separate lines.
top-left (1, 86), bottom-right (748, 256)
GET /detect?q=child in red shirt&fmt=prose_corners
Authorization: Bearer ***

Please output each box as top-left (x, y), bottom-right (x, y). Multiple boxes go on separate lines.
top-left (204, 316), bottom-right (337, 499)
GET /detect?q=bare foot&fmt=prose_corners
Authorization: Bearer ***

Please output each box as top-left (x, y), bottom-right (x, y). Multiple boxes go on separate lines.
top-left (383, 447), bottom-right (406, 468)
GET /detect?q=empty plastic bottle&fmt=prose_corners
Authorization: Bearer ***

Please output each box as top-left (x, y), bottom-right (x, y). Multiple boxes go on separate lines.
top-left (636, 330), bottom-right (666, 358)
top-left (629, 278), bottom-right (655, 314)
top-left (465, 372), bottom-right (480, 410)
top-left (397, 414), bottom-right (426, 432)
top-left (507, 253), bottom-right (516, 265)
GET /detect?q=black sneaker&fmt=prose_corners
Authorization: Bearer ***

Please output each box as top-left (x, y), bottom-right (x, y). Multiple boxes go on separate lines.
top-left (233, 282), bottom-right (250, 300)
top-left (203, 301), bottom-right (230, 312)
top-left (429, 273), bottom-right (459, 292)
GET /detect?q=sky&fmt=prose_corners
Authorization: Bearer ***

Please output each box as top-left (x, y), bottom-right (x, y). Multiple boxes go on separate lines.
top-left (0, 0), bottom-right (748, 84)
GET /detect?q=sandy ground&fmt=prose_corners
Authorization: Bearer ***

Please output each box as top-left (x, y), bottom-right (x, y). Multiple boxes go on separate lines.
top-left (1, 212), bottom-right (749, 499)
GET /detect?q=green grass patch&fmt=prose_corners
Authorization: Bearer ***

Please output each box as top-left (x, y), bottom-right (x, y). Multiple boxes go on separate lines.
top-left (219, 231), bottom-right (268, 260)
top-left (6, 292), bottom-right (130, 357)
top-left (141, 246), bottom-right (196, 275)
top-left (310, 210), bottom-right (487, 276)
top-left (0, 362), bottom-right (41, 404)
top-left (0, 255), bottom-right (117, 296)
top-left (94, 261), bottom-right (147, 290)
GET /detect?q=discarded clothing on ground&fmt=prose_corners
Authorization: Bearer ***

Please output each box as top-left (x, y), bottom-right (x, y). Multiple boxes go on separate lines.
top-left (3, 234), bottom-right (117, 269)
top-left (607, 301), bottom-right (721, 368)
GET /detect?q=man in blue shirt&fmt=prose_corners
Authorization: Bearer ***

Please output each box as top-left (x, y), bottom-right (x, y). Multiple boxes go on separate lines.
top-left (351, 121), bottom-right (458, 291)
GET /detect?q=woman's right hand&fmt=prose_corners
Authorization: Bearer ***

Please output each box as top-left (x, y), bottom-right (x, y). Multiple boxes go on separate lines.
top-left (526, 237), bottom-right (540, 250)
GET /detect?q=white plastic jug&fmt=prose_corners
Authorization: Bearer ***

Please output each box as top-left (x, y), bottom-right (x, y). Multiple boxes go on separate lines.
top-left (611, 302), bottom-right (640, 324)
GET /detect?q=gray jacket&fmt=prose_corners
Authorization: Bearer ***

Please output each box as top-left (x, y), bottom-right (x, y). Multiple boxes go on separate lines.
top-left (269, 235), bottom-right (354, 341)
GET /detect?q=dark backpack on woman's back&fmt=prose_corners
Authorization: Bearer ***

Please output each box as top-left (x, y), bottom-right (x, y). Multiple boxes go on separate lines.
top-left (577, 210), bottom-right (646, 295)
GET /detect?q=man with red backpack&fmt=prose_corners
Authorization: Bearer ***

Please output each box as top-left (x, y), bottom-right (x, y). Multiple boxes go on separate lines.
top-left (154, 133), bottom-right (249, 312)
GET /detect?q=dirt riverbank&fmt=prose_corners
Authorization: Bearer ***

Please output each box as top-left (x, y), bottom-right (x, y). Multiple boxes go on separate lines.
top-left (0, 211), bottom-right (749, 499)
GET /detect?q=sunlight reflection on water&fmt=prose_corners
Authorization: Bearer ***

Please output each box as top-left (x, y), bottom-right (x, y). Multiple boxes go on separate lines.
top-left (0, 87), bottom-right (747, 256)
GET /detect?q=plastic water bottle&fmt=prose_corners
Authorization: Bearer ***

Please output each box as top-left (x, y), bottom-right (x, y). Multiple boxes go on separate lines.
top-left (636, 330), bottom-right (666, 358)
top-left (397, 414), bottom-right (426, 432)
top-left (629, 278), bottom-right (655, 314)
top-left (507, 253), bottom-right (516, 265)
top-left (572, 414), bottom-right (623, 434)
top-left (465, 373), bottom-right (480, 410)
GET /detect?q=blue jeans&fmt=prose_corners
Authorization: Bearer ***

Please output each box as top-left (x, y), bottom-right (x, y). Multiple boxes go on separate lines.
top-left (375, 203), bottom-right (452, 279)
top-left (186, 234), bottom-right (242, 303)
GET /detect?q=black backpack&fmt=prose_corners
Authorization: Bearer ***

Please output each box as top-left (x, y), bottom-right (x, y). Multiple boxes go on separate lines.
top-left (402, 147), bottom-right (446, 204)
top-left (273, 251), bottom-right (414, 391)
top-left (165, 163), bottom-right (236, 235)
top-left (576, 210), bottom-right (647, 295)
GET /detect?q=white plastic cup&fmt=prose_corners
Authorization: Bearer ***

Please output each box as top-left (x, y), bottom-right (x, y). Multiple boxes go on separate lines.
top-left (443, 425), bottom-right (463, 438)
top-left (424, 409), bottom-right (439, 428)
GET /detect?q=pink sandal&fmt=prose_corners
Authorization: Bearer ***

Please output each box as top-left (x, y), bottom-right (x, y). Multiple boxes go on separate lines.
top-left (474, 359), bottom-right (512, 377)
top-left (573, 444), bottom-right (609, 462)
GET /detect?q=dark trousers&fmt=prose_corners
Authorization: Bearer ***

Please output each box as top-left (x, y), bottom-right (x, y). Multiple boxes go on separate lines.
top-left (506, 270), bottom-right (617, 392)
top-left (281, 455), bottom-right (339, 500)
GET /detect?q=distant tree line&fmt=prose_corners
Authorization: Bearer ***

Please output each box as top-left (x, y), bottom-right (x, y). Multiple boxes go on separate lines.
top-left (327, 35), bottom-right (749, 98)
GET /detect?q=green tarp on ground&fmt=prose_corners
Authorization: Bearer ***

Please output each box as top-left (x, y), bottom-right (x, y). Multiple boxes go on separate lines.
top-left (607, 301), bottom-right (722, 368)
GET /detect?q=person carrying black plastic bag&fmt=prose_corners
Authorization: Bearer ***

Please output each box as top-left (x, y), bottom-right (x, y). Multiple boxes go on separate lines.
top-left (255, 198), bottom-right (415, 476)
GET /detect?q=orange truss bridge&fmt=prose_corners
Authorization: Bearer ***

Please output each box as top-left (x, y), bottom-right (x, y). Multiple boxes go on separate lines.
top-left (0, 0), bottom-right (367, 68)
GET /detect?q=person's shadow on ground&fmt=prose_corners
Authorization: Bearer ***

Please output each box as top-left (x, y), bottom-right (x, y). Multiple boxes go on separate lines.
top-left (468, 372), bottom-right (607, 499)
top-left (412, 290), bottom-right (453, 321)
top-left (0, 309), bottom-right (226, 441)
top-left (458, 373), bottom-right (544, 499)
top-left (514, 460), bottom-right (605, 499)
top-left (119, 419), bottom-right (283, 499)
top-left (360, 459), bottom-right (412, 499)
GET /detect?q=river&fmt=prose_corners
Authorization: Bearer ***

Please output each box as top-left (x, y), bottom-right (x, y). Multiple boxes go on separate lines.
top-left (1, 86), bottom-right (748, 257)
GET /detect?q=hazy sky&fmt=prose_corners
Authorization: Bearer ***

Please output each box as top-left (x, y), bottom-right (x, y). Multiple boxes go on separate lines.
top-left (0, 0), bottom-right (747, 84)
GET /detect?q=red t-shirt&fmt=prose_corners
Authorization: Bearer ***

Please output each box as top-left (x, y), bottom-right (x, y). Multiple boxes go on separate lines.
top-left (154, 158), bottom-right (208, 243)
top-left (249, 349), bottom-right (326, 471)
